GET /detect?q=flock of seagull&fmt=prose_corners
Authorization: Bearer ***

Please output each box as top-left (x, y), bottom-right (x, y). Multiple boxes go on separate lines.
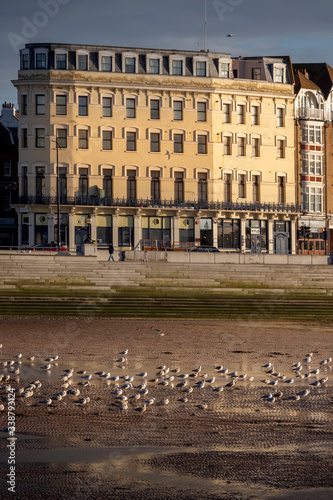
top-left (0, 343), bottom-right (332, 415)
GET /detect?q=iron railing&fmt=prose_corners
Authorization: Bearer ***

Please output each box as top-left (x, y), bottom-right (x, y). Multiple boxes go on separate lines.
top-left (15, 196), bottom-right (301, 213)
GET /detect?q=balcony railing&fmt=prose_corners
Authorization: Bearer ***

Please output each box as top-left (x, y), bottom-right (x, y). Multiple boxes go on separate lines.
top-left (15, 196), bottom-right (301, 213)
top-left (297, 108), bottom-right (324, 120)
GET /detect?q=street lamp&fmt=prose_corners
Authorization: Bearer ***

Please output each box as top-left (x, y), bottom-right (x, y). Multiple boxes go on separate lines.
top-left (51, 138), bottom-right (61, 252)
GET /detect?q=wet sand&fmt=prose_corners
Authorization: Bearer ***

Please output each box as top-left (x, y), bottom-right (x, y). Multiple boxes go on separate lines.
top-left (0, 318), bottom-right (332, 499)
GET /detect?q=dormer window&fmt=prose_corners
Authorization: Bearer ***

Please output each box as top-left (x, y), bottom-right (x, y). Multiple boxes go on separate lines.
top-left (147, 55), bottom-right (162, 74)
top-left (221, 63), bottom-right (230, 78)
top-left (99, 51), bottom-right (114, 72)
top-left (193, 57), bottom-right (209, 77)
top-left (273, 64), bottom-right (287, 83)
top-left (170, 56), bottom-right (185, 76)
top-left (125, 57), bottom-right (135, 73)
top-left (21, 50), bottom-right (30, 70)
top-left (77, 52), bottom-right (89, 70)
top-left (54, 50), bottom-right (67, 69)
top-left (196, 61), bottom-right (206, 77)
top-left (35, 49), bottom-right (48, 69)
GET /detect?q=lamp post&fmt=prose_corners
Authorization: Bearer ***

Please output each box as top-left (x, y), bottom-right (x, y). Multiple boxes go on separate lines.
top-left (51, 138), bottom-right (61, 252)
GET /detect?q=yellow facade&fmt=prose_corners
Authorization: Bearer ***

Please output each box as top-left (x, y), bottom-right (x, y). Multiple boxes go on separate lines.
top-left (13, 44), bottom-right (299, 254)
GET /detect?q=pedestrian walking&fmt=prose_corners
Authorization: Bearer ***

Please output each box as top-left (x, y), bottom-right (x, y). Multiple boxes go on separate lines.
top-left (108, 242), bottom-right (114, 261)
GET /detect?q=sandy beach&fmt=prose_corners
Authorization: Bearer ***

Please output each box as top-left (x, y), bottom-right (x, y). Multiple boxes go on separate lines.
top-left (0, 317), bottom-right (332, 499)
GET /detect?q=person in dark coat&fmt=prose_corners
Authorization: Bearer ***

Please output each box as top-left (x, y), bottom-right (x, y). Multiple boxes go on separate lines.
top-left (108, 242), bottom-right (114, 261)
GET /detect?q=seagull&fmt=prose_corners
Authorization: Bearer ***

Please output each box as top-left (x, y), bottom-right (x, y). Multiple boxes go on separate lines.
top-left (197, 403), bottom-right (208, 410)
top-left (41, 364), bottom-right (51, 370)
top-left (134, 403), bottom-right (147, 412)
top-left (178, 397), bottom-right (188, 403)
top-left (298, 389), bottom-right (310, 397)
top-left (310, 380), bottom-right (321, 387)
top-left (225, 380), bottom-right (235, 387)
top-left (159, 398), bottom-right (169, 405)
top-left (165, 150), bottom-right (172, 160)
top-left (292, 362), bottom-right (301, 369)
top-left (273, 391), bottom-right (283, 399)
top-left (137, 372), bottom-right (148, 378)
top-left (319, 377), bottom-right (328, 384)
top-left (285, 378), bottom-right (294, 384)
top-left (212, 386), bottom-right (223, 392)
top-left (193, 366), bottom-right (202, 373)
top-left (120, 350), bottom-right (128, 355)
top-left (226, 33), bottom-right (234, 37)
top-left (206, 377), bottom-right (215, 384)
top-left (262, 363), bottom-right (271, 369)
top-left (171, 368), bottom-right (180, 373)
top-left (183, 387), bottom-right (193, 394)
top-left (117, 357), bottom-right (126, 363)
top-left (290, 395), bottom-right (300, 401)
top-left (310, 369), bottom-right (320, 375)
top-left (41, 398), bottom-right (52, 405)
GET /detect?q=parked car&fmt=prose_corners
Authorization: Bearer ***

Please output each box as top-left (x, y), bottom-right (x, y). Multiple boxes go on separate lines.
top-left (26, 243), bottom-right (67, 252)
top-left (190, 246), bottom-right (220, 253)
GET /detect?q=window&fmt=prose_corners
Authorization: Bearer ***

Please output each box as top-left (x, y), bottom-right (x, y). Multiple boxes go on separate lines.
top-left (238, 174), bottom-right (246, 198)
top-left (78, 130), bottom-right (88, 149)
top-left (58, 167), bottom-right (67, 203)
top-left (126, 131), bottom-right (136, 151)
top-left (150, 99), bottom-right (160, 119)
top-left (55, 53), bottom-right (66, 69)
top-left (172, 60), bottom-right (183, 75)
top-left (196, 61), bottom-right (206, 77)
top-left (22, 166), bottom-right (28, 198)
top-left (197, 102), bottom-right (207, 122)
top-left (78, 168), bottom-right (88, 198)
top-left (78, 96), bottom-right (88, 116)
top-left (4, 160), bottom-right (11, 177)
top-left (302, 186), bottom-right (322, 213)
top-left (35, 95), bottom-right (45, 115)
top-left (302, 125), bottom-right (322, 144)
top-left (35, 128), bottom-right (45, 148)
top-left (149, 59), bottom-right (160, 74)
top-left (36, 167), bottom-right (45, 197)
top-left (56, 95), bottom-right (67, 115)
top-left (151, 171), bottom-right (160, 200)
top-left (198, 135), bottom-right (207, 154)
top-left (126, 98), bottom-right (136, 118)
top-left (277, 108), bottom-right (284, 127)
top-left (174, 133), bottom-right (183, 153)
top-left (103, 170), bottom-right (112, 198)
top-left (125, 57), bottom-right (135, 73)
top-left (252, 137), bottom-right (260, 157)
top-left (22, 53), bottom-right (29, 69)
top-left (253, 175), bottom-right (260, 202)
top-left (36, 53), bottom-right (46, 69)
top-left (277, 139), bottom-right (285, 158)
top-left (224, 174), bottom-right (232, 202)
top-left (237, 104), bottom-right (245, 124)
top-left (275, 67), bottom-right (284, 83)
top-left (251, 106), bottom-right (259, 125)
top-left (223, 103), bottom-right (231, 123)
top-left (174, 172), bottom-right (184, 202)
top-left (198, 173), bottom-right (207, 203)
top-left (101, 56), bottom-right (112, 72)
top-left (78, 54), bottom-right (88, 70)
top-left (21, 128), bottom-right (28, 148)
top-left (56, 129), bottom-right (67, 149)
top-left (21, 95), bottom-right (27, 115)
top-left (102, 97), bottom-right (112, 117)
top-left (221, 63), bottom-right (229, 78)
top-left (301, 154), bottom-right (322, 175)
top-left (173, 101), bottom-right (183, 120)
top-left (223, 135), bottom-right (231, 155)
top-left (252, 68), bottom-right (260, 80)
top-left (150, 133), bottom-right (160, 152)
top-left (127, 170), bottom-right (136, 199)
top-left (102, 130), bottom-right (112, 150)
top-left (278, 176), bottom-right (285, 203)
top-left (237, 136), bottom-right (246, 156)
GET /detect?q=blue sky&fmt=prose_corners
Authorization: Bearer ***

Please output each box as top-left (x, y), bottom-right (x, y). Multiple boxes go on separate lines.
top-left (1, 0), bottom-right (333, 107)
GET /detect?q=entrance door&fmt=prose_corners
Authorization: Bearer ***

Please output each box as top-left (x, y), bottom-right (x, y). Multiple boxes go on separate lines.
top-left (275, 232), bottom-right (288, 254)
top-left (251, 234), bottom-right (261, 254)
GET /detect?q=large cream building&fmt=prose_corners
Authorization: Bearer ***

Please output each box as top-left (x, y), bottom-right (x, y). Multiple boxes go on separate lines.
top-left (12, 43), bottom-right (299, 254)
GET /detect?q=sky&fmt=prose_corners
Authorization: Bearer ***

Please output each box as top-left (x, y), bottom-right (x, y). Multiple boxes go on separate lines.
top-left (1, 0), bottom-right (333, 107)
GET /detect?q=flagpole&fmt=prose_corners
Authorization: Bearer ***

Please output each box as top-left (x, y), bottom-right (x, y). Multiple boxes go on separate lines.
top-left (204, 0), bottom-right (207, 52)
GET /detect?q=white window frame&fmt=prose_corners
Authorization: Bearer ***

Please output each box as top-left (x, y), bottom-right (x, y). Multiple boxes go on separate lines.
top-left (76, 50), bottom-right (89, 71)
top-left (147, 54), bottom-right (162, 75)
top-left (193, 56), bottom-right (209, 77)
top-left (301, 185), bottom-right (323, 213)
top-left (301, 153), bottom-right (322, 175)
top-left (99, 51), bottom-right (114, 72)
top-left (21, 48), bottom-right (30, 70)
top-left (170, 55), bottom-right (185, 76)
top-left (122, 52), bottom-right (138, 74)
top-left (54, 49), bottom-right (68, 70)
top-left (273, 63), bottom-right (287, 83)
top-left (219, 58), bottom-right (232, 78)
